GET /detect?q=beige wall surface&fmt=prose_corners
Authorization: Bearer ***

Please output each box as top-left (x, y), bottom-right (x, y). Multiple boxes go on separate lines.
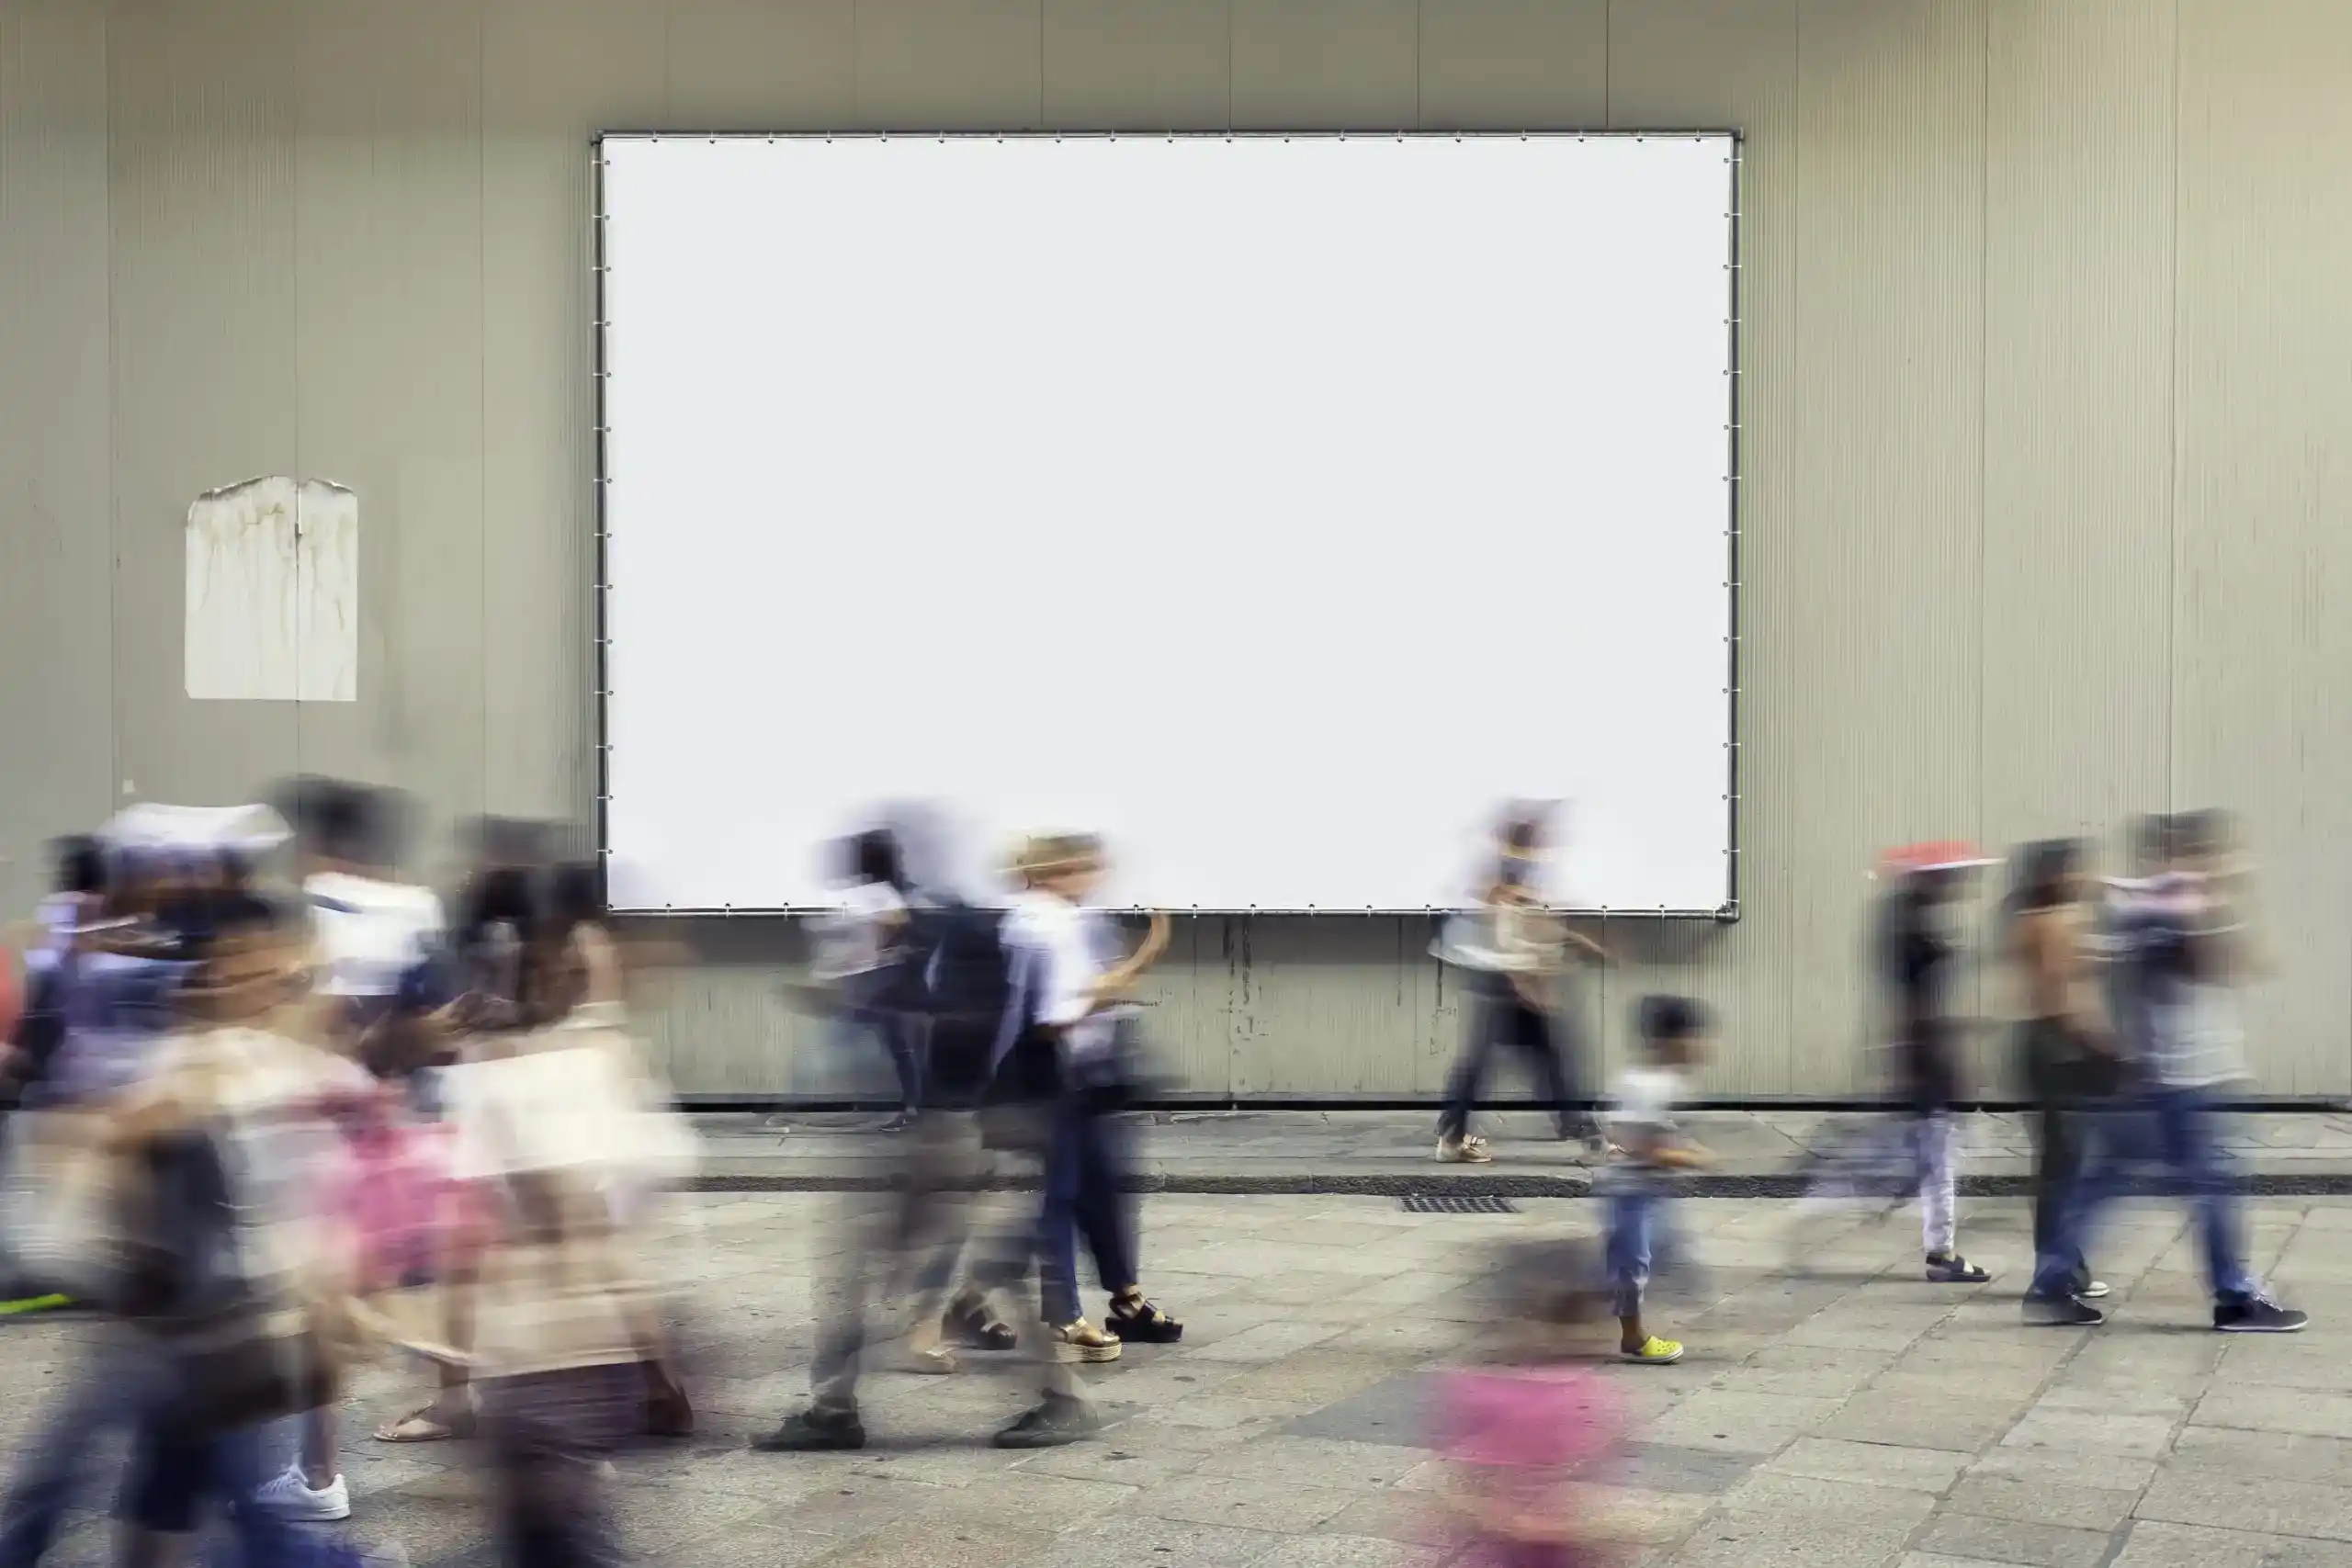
top-left (5, 0), bottom-right (2348, 1100)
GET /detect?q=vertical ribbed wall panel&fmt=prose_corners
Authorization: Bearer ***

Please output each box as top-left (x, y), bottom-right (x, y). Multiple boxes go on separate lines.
top-left (107, 0), bottom-right (303, 810)
top-left (0, 1), bottom-right (113, 916)
top-left (8, 1), bottom-right (2351, 1095)
top-left (662, 1), bottom-right (856, 131)
top-left (1041, 0), bottom-right (1231, 130)
top-left (1230, 0), bottom-right (1418, 130)
top-left (853, 0), bottom-right (1045, 130)
top-left (2173, 0), bottom-right (2352, 1096)
top-left (1606, 0), bottom-right (1797, 1097)
top-left (1416, 0), bottom-right (1608, 130)
top-left (289, 0), bottom-right (490, 874)
top-left (481, 2), bottom-right (663, 834)
top-left (1779, 0), bottom-right (1986, 1096)
top-left (1975, 1), bottom-right (2176, 1090)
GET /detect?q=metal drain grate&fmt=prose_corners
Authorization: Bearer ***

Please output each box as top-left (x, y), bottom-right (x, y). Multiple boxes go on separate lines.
top-left (1400, 1193), bottom-right (1519, 1214)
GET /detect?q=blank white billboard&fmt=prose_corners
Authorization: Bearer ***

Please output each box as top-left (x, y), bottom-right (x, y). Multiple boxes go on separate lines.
top-left (597, 133), bottom-right (1736, 912)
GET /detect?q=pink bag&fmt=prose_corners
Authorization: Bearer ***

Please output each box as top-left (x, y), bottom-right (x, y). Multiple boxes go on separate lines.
top-left (1437, 1366), bottom-right (1624, 1568)
top-left (325, 1096), bottom-right (458, 1291)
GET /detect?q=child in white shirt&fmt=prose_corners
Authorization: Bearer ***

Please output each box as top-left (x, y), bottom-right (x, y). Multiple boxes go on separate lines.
top-left (1605, 997), bottom-right (1713, 1366)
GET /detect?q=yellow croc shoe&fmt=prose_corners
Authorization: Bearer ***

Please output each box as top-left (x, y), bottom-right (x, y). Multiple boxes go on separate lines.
top-left (1622, 1337), bottom-right (1684, 1365)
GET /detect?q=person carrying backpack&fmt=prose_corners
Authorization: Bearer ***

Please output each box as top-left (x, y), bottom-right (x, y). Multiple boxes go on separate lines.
top-left (99, 888), bottom-right (381, 1568)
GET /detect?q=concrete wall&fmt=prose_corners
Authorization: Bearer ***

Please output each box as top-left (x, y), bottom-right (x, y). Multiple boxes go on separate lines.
top-left (6, 0), bottom-right (2351, 1100)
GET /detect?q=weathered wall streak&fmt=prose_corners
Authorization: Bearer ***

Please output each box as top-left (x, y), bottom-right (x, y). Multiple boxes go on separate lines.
top-left (182, 475), bottom-right (358, 703)
top-left (4, 0), bottom-right (2349, 1100)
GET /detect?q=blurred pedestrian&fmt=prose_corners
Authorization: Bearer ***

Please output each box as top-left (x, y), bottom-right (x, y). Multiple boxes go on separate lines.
top-left (102, 886), bottom-right (374, 1568)
top-left (1014, 834), bottom-right (1182, 1359)
top-left (754, 835), bottom-right (1091, 1452)
top-left (1433, 1235), bottom-right (1625, 1568)
top-left (1435, 805), bottom-right (1612, 1165)
top-left (2022, 816), bottom-right (2303, 1331)
top-left (2005, 839), bottom-right (2115, 1303)
top-left (809, 830), bottom-right (920, 1126)
top-left (1879, 842), bottom-right (1995, 1284)
top-left (441, 889), bottom-right (696, 1568)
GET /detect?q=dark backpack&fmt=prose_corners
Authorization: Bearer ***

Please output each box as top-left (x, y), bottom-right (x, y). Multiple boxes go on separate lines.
top-left (885, 900), bottom-right (1012, 1108)
top-left (895, 899), bottom-right (1012, 1028)
top-left (891, 899), bottom-right (1071, 1111)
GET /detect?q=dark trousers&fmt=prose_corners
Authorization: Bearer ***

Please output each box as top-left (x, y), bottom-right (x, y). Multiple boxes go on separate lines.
top-left (832, 1003), bottom-right (922, 1112)
top-left (809, 1111), bottom-right (987, 1408)
top-left (119, 1418), bottom-right (310, 1568)
top-left (2018, 1018), bottom-right (2112, 1288)
top-left (1039, 1099), bottom-right (1136, 1326)
top-left (481, 1364), bottom-right (638, 1568)
top-left (1438, 975), bottom-right (1597, 1143)
top-left (0, 1343), bottom-right (140, 1568)
top-left (2033, 1099), bottom-right (2084, 1264)
top-left (1, 1341), bottom-right (311, 1568)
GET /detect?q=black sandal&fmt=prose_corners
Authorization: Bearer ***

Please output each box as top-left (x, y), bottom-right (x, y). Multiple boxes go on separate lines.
top-left (1107, 1294), bottom-right (1183, 1344)
top-left (944, 1295), bottom-right (1018, 1351)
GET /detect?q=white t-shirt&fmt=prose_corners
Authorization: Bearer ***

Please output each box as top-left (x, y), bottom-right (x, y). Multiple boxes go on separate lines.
top-left (1609, 1065), bottom-right (1685, 1161)
top-left (1002, 892), bottom-right (1114, 1065)
top-left (809, 881), bottom-right (907, 984)
top-left (305, 872), bottom-right (447, 998)
top-left (2169, 985), bottom-right (2250, 1089)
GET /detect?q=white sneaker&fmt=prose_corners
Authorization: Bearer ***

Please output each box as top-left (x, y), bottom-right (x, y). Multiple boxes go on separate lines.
top-left (254, 1466), bottom-right (351, 1522)
top-left (1435, 1134), bottom-right (1493, 1165)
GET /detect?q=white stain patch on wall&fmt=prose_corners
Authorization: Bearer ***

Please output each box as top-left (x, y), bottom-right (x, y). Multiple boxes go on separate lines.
top-left (183, 476), bottom-right (358, 702)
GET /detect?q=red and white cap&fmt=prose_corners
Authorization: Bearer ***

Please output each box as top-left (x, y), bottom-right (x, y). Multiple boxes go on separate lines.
top-left (1876, 840), bottom-right (1999, 879)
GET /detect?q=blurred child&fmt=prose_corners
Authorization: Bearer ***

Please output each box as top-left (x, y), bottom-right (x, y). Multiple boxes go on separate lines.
top-left (1604, 997), bottom-right (1713, 1365)
top-left (1436, 1236), bottom-right (1627, 1568)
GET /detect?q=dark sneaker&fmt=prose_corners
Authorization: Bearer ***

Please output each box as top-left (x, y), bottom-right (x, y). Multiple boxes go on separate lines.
top-left (2022, 1292), bottom-right (2106, 1327)
top-left (991, 1392), bottom-right (1098, 1450)
top-left (751, 1404), bottom-right (865, 1451)
top-left (1925, 1254), bottom-right (1990, 1284)
top-left (1107, 1295), bottom-right (1183, 1345)
top-left (2214, 1294), bottom-right (2308, 1334)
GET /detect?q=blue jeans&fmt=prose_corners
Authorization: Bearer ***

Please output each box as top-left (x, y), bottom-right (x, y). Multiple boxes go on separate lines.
top-left (1039, 1100), bottom-right (1136, 1326)
top-left (2029, 1085), bottom-right (2256, 1303)
top-left (0, 1343), bottom-right (140, 1568)
top-left (1605, 1185), bottom-right (1682, 1319)
top-left (3, 1338), bottom-right (322, 1568)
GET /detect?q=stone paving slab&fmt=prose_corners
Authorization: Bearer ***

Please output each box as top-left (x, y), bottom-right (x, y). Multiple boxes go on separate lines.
top-left (5, 1190), bottom-right (2352, 1568)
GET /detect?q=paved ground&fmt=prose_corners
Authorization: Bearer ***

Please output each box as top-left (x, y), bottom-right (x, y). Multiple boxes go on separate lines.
top-left (9, 1184), bottom-right (2352, 1568)
top-left (693, 1108), bottom-right (2352, 1190)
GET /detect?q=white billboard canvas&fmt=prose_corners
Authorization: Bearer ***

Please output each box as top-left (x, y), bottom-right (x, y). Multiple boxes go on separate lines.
top-left (598, 133), bottom-right (1736, 912)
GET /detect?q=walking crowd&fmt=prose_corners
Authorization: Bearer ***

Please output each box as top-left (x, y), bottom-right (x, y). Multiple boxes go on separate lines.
top-left (0, 784), bottom-right (696, 1568)
top-left (0, 789), bottom-right (2305, 1568)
